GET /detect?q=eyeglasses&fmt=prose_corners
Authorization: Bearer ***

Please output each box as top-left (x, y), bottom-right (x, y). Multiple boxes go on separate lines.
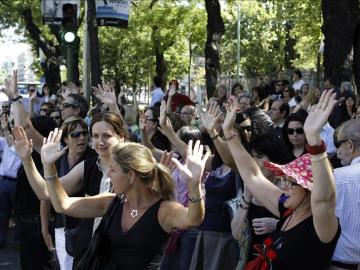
top-left (276, 84), bottom-right (283, 87)
top-left (70, 130), bottom-right (89, 138)
top-left (62, 102), bottom-right (76, 109)
top-left (240, 125), bottom-right (252, 132)
top-left (287, 128), bottom-right (304, 135)
top-left (334, 138), bottom-right (349, 148)
top-left (279, 178), bottom-right (300, 189)
top-left (40, 108), bottom-right (49, 112)
top-left (51, 115), bottom-right (61, 120)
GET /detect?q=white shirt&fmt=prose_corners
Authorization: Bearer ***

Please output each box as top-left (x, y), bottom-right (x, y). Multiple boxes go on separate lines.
top-left (320, 123), bottom-right (336, 156)
top-left (292, 79), bottom-right (306, 91)
top-left (0, 138), bottom-right (22, 178)
top-left (92, 157), bottom-right (112, 233)
top-left (332, 156), bottom-right (360, 264)
top-left (150, 87), bottom-right (165, 106)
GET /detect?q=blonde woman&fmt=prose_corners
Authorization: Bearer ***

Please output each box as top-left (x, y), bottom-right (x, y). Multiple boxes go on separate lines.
top-left (13, 125), bottom-right (210, 270)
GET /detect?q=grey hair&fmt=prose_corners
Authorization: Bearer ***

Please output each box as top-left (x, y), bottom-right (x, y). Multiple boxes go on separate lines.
top-left (337, 119), bottom-right (360, 149)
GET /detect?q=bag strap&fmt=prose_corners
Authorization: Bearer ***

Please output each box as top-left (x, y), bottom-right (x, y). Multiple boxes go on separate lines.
top-left (97, 195), bottom-right (122, 233)
top-left (235, 172), bottom-right (243, 197)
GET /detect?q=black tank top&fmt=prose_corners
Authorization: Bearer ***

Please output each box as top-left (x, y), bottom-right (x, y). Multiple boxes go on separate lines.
top-left (106, 199), bottom-right (169, 270)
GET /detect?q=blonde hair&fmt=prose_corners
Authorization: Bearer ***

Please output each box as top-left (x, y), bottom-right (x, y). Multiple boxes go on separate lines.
top-left (305, 88), bottom-right (317, 105)
top-left (111, 142), bottom-right (174, 200)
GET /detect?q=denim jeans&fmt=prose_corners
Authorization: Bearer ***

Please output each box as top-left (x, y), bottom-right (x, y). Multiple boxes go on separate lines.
top-left (161, 228), bottom-right (199, 270)
top-left (0, 177), bottom-right (17, 245)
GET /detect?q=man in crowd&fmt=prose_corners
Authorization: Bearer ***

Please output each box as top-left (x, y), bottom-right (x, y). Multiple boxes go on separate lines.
top-left (150, 76), bottom-right (165, 106)
top-left (292, 70), bottom-right (306, 92)
top-left (238, 94), bottom-right (251, 113)
top-left (180, 105), bottom-right (197, 126)
top-left (270, 100), bottom-right (290, 139)
top-left (330, 119), bottom-right (360, 270)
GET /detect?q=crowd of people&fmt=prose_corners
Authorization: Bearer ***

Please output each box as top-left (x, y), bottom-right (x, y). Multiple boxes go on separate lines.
top-left (0, 68), bottom-right (359, 270)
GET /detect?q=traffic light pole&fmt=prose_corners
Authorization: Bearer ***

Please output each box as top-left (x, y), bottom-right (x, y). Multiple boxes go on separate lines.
top-left (66, 45), bottom-right (74, 83)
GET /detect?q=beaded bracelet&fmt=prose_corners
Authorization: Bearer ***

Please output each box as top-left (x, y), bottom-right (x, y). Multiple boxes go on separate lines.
top-left (210, 133), bottom-right (219, 140)
top-left (223, 133), bottom-right (238, 142)
top-left (306, 140), bottom-right (326, 155)
top-left (310, 152), bottom-right (328, 162)
top-left (44, 174), bottom-right (58, 181)
top-left (188, 194), bottom-right (204, 203)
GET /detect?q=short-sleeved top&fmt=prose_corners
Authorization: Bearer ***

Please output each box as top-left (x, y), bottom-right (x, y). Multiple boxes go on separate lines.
top-left (200, 166), bottom-right (236, 232)
top-left (106, 199), bottom-right (169, 270)
top-left (247, 196), bottom-right (341, 270)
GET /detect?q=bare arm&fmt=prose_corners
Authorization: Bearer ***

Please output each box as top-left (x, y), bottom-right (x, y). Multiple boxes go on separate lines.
top-left (160, 140), bottom-right (210, 232)
top-left (40, 200), bottom-right (54, 251)
top-left (222, 101), bottom-right (282, 217)
top-left (304, 90), bottom-right (338, 243)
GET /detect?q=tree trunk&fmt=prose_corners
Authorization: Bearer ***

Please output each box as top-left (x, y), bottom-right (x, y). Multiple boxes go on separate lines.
top-left (284, 21), bottom-right (297, 70)
top-left (87, 0), bottom-right (101, 88)
top-left (152, 26), bottom-right (168, 90)
top-left (353, 25), bottom-right (360, 93)
top-left (204, 0), bottom-right (225, 98)
top-left (322, 0), bottom-right (359, 87)
top-left (22, 8), bottom-right (61, 91)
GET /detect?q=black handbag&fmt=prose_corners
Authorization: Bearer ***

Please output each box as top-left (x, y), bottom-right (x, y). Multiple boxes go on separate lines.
top-left (76, 195), bottom-right (122, 270)
top-left (64, 226), bottom-right (80, 257)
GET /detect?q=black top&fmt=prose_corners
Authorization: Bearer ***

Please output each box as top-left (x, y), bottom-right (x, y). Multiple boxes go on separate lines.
top-left (247, 203), bottom-right (278, 261)
top-left (73, 156), bottom-right (104, 265)
top-left (107, 199), bottom-right (169, 270)
top-left (14, 152), bottom-right (43, 216)
top-left (247, 196), bottom-right (341, 270)
top-left (54, 147), bottom-right (97, 228)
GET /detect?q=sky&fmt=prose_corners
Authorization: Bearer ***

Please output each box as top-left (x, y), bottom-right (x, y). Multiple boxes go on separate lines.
top-left (0, 28), bottom-right (29, 66)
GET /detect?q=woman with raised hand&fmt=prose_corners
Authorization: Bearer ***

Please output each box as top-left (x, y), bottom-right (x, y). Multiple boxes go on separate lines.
top-left (222, 90), bottom-right (340, 270)
top-left (13, 125), bottom-right (209, 269)
top-left (12, 112), bottom-right (127, 268)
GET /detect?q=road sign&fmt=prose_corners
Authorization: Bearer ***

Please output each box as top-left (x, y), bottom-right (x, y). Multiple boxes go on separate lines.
top-left (95, 0), bottom-right (131, 28)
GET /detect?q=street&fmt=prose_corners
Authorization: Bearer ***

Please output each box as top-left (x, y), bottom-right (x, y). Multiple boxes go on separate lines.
top-left (0, 227), bottom-right (20, 270)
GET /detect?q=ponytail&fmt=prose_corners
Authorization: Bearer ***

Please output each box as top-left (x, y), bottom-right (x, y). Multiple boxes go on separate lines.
top-left (153, 163), bottom-right (174, 201)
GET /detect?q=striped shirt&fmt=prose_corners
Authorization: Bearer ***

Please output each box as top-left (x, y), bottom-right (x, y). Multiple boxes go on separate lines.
top-left (332, 156), bottom-right (360, 264)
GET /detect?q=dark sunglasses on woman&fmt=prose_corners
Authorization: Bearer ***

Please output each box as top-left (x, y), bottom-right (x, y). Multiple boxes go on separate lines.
top-left (70, 130), bottom-right (89, 138)
top-left (287, 128), bottom-right (304, 135)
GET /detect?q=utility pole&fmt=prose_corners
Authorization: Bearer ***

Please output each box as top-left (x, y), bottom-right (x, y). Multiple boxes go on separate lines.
top-left (236, 3), bottom-right (240, 82)
top-left (83, 0), bottom-right (91, 104)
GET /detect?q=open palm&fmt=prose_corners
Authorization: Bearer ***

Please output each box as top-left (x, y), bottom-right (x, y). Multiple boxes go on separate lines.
top-left (41, 128), bottom-right (68, 165)
top-left (12, 126), bottom-right (33, 160)
top-left (304, 90), bottom-right (337, 139)
top-left (172, 140), bottom-right (210, 187)
top-left (93, 82), bottom-right (116, 105)
top-left (201, 103), bottom-right (222, 132)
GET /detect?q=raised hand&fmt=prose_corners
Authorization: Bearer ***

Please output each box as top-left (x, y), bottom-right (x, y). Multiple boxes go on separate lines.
top-left (12, 126), bottom-right (33, 160)
top-left (4, 70), bottom-right (18, 99)
top-left (304, 89), bottom-right (337, 145)
top-left (92, 82), bottom-right (117, 105)
top-left (159, 151), bottom-right (176, 172)
top-left (168, 84), bottom-right (176, 97)
top-left (200, 102), bottom-right (222, 133)
top-left (171, 140), bottom-right (210, 188)
top-left (41, 128), bottom-right (68, 166)
top-left (139, 112), bottom-right (147, 131)
top-left (222, 98), bottom-right (238, 138)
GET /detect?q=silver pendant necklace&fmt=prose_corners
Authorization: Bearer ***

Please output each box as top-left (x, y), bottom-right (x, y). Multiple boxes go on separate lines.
top-left (130, 209), bottom-right (138, 218)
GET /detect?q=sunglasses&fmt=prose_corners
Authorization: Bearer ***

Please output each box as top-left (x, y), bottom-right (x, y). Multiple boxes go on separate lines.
top-left (276, 84), bottom-right (283, 87)
top-left (51, 115), bottom-right (61, 120)
top-left (63, 102), bottom-right (76, 109)
top-left (279, 178), bottom-right (300, 189)
top-left (29, 89), bottom-right (36, 92)
top-left (334, 139), bottom-right (349, 148)
top-left (40, 108), bottom-right (49, 112)
top-left (70, 130), bottom-right (89, 138)
top-left (240, 125), bottom-right (252, 132)
top-left (287, 128), bottom-right (304, 135)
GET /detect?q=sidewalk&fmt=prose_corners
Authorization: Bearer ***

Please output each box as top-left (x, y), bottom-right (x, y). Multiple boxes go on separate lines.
top-left (0, 227), bottom-right (20, 270)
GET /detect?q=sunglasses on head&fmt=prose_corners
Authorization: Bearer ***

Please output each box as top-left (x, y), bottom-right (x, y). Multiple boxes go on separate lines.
top-left (63, 102), bottom-right (76, 109)
top-left (287, 128), bottom-right (304, 135)
top-left (70, 130), bottom-right (89, 138)
top-left (334, 138), bottom-right (349, 148)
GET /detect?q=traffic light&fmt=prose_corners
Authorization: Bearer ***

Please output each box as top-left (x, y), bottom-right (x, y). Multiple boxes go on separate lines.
top-left (61, 3), bottom-right (78, 45)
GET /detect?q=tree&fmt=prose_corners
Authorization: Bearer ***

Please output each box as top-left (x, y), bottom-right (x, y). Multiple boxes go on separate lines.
top-left (322, 0), bottom-right (360, 89)
top-left (204, 0), bottom-right (225, 98)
